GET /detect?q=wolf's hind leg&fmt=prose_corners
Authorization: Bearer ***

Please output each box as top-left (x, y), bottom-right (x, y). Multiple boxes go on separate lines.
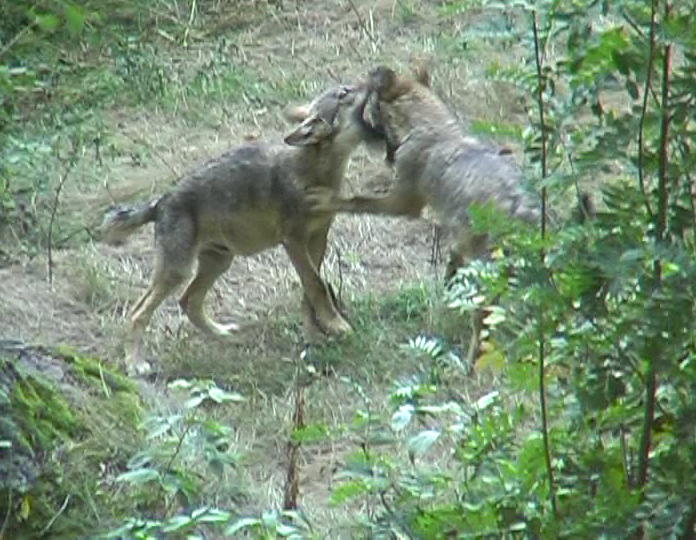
top-left (445, 229), bottom-right (490, 369)
top-left (179, 246), bottom-right (238, 337)
top-left (445, 229), bottom-right (488, 282)
top-left (127, 216), bottom-right (196, 374)
top-left (129, 254), bottom-right (193, 374)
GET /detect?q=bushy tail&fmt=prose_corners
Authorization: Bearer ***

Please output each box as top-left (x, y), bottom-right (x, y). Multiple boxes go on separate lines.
top-left (100, 197), bottom-right (162, 246)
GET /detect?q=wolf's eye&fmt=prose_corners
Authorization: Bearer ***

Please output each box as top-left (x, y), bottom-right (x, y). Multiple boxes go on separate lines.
top-left (337, 85), bottom-right (354, 100)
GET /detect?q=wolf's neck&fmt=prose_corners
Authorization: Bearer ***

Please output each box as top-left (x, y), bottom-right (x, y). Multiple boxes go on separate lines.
top-left (293, 144), bottom-right (349, 189)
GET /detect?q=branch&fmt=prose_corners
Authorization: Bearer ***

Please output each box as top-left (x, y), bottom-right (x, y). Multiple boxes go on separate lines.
top-left (346, 0), bottom-right (378, 48)
top-left (531, 10), bottom-right (557, 520)
top-left (636, 0), bottom-right (659, 219)
top-left (47, 158), bottom-right (77, 287)
top-left (0, 25), bottom-right (31, 60)
top-left (637, 0), bottom-right (673, 494)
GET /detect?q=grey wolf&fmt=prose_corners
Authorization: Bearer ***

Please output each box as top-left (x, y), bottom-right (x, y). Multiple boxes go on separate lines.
top-left (307, 65), bottom-right (551, 366)
top-left (101, 83), bottom-right (379, 374)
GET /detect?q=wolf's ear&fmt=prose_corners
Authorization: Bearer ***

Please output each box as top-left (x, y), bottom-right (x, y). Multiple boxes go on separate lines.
top-left (283, 105), bottom-right (311, 124)
top-left (368, 66), bottom-right (398, 98)
top-left (284, 115), bottom-right (332, 146)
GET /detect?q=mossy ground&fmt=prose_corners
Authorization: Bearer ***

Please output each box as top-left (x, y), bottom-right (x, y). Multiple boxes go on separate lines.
top-left (0, 346), bottom-right (144, 538)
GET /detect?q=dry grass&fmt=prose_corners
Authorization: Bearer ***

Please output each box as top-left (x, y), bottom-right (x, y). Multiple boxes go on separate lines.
top-left (1, 0), bottom-right (527, 533)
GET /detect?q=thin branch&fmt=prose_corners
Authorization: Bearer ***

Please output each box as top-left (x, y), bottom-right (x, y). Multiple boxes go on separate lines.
top-left (637, 0), bottom-right (659, 219)
top-left (0, 490), bottom-right (11, 539)
top-left (345, 0), bottom-right (378, 47)
top-left (0, 25), bottom-right (31, 60)
top-left (637, 0), bottom-right (673, 493)
top-left (47, 158), bottom-right (77, 287)
top-left (164, 418), bottom-right (194, 475)
top-left (283, 356), bottom-right (306, 510)
top-left (39, 494), bottom-right (71, 536)
top-left (531, 10), bottom-right (557, 520)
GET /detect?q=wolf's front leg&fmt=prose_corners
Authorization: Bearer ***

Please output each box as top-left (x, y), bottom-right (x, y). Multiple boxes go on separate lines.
top-left (306, 185), bottom-right (424, 218)
top-left (283, 238), bottom-right (352, 337)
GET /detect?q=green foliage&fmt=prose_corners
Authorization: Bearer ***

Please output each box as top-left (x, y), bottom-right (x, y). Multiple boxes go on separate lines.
top-left (325, 0), bottom-right (696, 536)
top-left (105, 379), bottom-right (247, 538)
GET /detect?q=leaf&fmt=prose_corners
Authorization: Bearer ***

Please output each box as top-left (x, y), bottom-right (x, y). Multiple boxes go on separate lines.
top-left (208, 386), bottom-right (245, 403)
top-left (34, 13), bottom-right (60, 32)
top-left (19, 496), bottom-right (31, 521)
top-left (116, 468), bottom-right (160, 484)
top-left (291, 423), bottom-right (329, 443)
top-left (161, 515), bottom-right (193, 532)
top-left (147, 415), bottom-right (181, 439)
top-left (476, 348), bottom-right (506, 373)
top-left (483, 306), bottom-right (506, 326)
top-left (196, 508), bottom-right (231, 523)
top-left (64, 3), bottom-right (86, 36)
top-left (391, 404), bottom-right (414, 432)
top-left (276, 523), bottom-right (299, 536)
top-left (168, 379), bottom-right (193, 390)
top-left (475, 391), bottom-right (499, 411)
top-left (408, 430), bottom-right (440, 456)
top-left (184, 394), bottom-right (205, 409)
top-left (330, 479), bottom-right (370, 505)
top-left (225, 517), bottom-right (261, 535)
top-left (0, 440), bottom-right (11, 449)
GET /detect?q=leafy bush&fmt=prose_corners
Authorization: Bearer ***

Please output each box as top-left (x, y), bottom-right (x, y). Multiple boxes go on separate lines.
top-left (326, 0), bottom-right (696, 536)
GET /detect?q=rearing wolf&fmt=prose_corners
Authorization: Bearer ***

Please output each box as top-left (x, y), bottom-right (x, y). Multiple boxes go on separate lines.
top-left (308, 65), bottom-right (547, 364)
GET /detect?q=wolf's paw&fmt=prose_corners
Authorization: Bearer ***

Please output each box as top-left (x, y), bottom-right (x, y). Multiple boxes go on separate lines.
top-left (321, 314), bottom-right (353, 336)
top-left (127, 359), bottom-right (152, 377)
top-left (209, 321), bottom-right (241, 337)
top-left (305, 186), bottom-right (339, 213)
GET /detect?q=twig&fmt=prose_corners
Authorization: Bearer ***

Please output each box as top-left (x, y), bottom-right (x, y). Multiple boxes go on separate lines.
top-left (335, 247), bottom-right (344, 304)
top-left (345, 0), bottom-right (378, 47)
top-left (0, 25), bottom-right (31, 60)
top-left (164, 417), bottom-right (194, 475)
top-left (637, 0), bottom-right (672, 495)
top-left (0, 490), bottom-right (11, 539)
top-left (283, 355), bottom-right (306, 510)
top-left (326, 67), bottom-right (341, 83)
top-left (182, 0), bottom-right (198, 46)
top-left (47, 159), bottom-right (76, 288)
top-left (636, 0), bottom-right (659, 220)
top-left (39, 494), bottom-right (71, 536)
top-left (531, 10), bottom-right (557, 520)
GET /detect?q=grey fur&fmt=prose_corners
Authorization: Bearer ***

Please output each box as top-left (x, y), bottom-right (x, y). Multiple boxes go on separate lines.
top-left (101, 83), bottom-right (374, 374)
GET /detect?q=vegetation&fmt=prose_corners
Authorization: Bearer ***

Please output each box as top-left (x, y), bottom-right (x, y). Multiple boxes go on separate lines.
top-left (2, 0), bottom-right (695, 538)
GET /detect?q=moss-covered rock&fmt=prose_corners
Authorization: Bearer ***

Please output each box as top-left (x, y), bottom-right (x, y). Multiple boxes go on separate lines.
top-left (0, 342), bottom-right (144, 539)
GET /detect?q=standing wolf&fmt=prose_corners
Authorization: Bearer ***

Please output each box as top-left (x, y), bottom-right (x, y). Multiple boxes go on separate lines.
top-left (308, 65), bottom-right (545, 365)
top-left (101, 83), bottom-right (380, 374)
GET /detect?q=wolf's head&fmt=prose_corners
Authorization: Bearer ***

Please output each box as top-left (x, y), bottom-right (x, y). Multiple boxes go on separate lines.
top-left (283, 83), bottom-right (383, 149)
top-left (361, 64), bottom-right (437, 163)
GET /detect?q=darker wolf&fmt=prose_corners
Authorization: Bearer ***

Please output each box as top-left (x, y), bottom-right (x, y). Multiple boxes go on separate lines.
top-left (308, 65), bottom-right (586, 366)
top-left (101, 82), bottom-right (380, 374)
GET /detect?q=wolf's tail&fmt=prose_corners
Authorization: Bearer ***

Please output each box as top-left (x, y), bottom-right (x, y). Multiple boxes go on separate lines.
top-left (100, 196), bottom-right (162, 246)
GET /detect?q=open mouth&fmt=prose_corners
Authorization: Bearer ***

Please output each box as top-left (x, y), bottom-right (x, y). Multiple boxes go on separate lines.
top-left (355, 89), bottom-right (387, 142)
